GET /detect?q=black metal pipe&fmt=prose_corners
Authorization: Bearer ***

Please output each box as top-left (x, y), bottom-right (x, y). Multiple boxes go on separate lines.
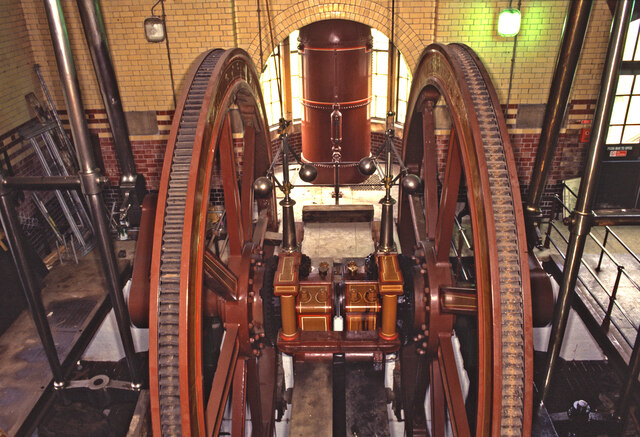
top-left (378, 134), bottom-right (396, 252)
top-left (3, 175), bottom-right (82, 190)
top-left (333, 162), bottom-right (340, 205)
top-left (75, 0), bottom-right (137, 181)
top-left (43, 0), bottom-right (141, 387)
top-left (0, 184), bottom-right (65, 387)
top-left (541, 0), bottom-right (634, 405)
top-left (280, 135), bottom-right (297, 252)
top-left (525, 0), bottom-right (593, 247)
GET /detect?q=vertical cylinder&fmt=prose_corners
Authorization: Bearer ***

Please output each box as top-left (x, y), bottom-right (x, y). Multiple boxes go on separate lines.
top-left (299, 20), bottom-right (372, 183)
top-left (379, 198), bottom-right (396, 252)
top-left (380, 294), bottom-right (398, 340)
top-left (280, 295), bottom-right (299, 339)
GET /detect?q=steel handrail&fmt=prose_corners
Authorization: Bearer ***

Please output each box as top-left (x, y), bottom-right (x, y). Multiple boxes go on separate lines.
top-left (546, 223), bottom-right (635, 348)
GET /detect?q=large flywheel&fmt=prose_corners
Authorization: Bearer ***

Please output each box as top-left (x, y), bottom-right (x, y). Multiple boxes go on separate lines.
top-left (398, 43), bottom-right (533, 436)
top-left (144, 42), bottom-right (534, 437)
top-left (149, 48), bottom-right (278, 437)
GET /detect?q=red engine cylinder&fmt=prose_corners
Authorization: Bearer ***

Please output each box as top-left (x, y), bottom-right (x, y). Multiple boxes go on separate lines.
top-left (299, 20), bottom-right (372, 184)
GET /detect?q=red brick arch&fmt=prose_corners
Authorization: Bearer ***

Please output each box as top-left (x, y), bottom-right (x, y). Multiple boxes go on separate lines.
top-left (246, 0), bottom-right (425, 73)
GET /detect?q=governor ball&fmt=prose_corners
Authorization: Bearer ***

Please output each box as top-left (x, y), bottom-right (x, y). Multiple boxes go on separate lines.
top-left (298, 163), bottom-right (318, 182)
top-left (253, 177), bottom-right (273, 198)
top-left (358, 157), bottom-right (376, 176)
top-left (402, 174), bottom-right (422, 194)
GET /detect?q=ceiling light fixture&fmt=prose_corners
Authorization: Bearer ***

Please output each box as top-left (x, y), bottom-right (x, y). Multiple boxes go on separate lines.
top-left (498, 8), bottom-right (521, 37)
top-left (144, 0), bottom-right (165, 43)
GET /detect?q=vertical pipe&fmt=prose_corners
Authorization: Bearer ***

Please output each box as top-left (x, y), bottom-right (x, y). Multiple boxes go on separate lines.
top-left (378, 135), bottom-right (396, 252)
top-left (541, 0), bottom-right (634, 405)
top-left (75, 0), bottom-right (138, 181)
top-left (281, 37), bottom-right (293, 121)
top-left (43, 0), bottom-right (141, 387)
top-left (386, 42), bottom-right (397, 116)
top-left (387, 0), bottom-right (397, 116)
top-left (524, 0), bottom-right (593, 247)
top-left (333, 163), bottom-right (340, 205)
top-left (0, 184), bottom-right (65, 387)
top-left (280, 136), bottom-right (297, 252)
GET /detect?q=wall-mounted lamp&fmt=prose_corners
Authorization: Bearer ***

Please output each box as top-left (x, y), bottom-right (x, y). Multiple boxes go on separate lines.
top-left (498, 8), bottom-right (521, 37)
top-left (144, 0), bottom-right (165, 43)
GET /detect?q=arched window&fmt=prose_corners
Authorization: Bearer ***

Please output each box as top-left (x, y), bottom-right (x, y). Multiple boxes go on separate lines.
top-left (259, 27), bottom-right (412, 126)
top-left (607, 18), bottom-right (640, 147)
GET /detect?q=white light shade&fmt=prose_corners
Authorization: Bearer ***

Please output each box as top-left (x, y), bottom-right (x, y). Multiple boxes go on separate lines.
top-left (144, 16), bottom-right (165, 43)
top-left (498, 8), bottom-right (521, 37)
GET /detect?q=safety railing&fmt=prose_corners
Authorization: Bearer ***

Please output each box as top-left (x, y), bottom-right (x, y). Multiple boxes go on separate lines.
top-left (543, 181), bottom-right (640, 351)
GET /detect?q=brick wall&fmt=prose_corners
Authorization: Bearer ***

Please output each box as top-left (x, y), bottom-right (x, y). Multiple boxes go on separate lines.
top-left (0, 0), bottom-right (41, 135)
top-left (0, 0), bottom-right (615, 244)
top-left (5, 0), bottom-right (611, 117)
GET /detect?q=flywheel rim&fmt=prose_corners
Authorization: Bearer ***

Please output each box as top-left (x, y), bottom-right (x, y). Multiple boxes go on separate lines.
top-left (149, 48), bottom-right (276, 437)
top-left (400, 43), bottom-right (533, 436)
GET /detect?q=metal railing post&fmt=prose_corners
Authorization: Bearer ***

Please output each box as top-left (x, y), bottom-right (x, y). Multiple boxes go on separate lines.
top-left (544, 194), bottom-right (560, 249)
top-left (602, 265), bottom-right (624, 331)
top-left (596, 227), bottom-right (610, 271)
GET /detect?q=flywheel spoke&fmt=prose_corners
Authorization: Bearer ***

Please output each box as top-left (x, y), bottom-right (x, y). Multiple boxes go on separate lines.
top-left (220, 115), bottom-right (244, 256)
top-left (240, 125), bottom-right (256, 240)
top-left (205, 324), bottom-right (239, 436)
top-left (435, 130), bottom-right (462, 264)
top-left (429, 358), bottom-right (447, 437)
top-left (438, 334), bottom-right (471, 437)
top-left (231, 358), bottom-right (247, 437)
top-left (422, 94), bottom-right (439, 240)
top-left (247, 347), bottom-right (277, 436)
top-left (203, 248), bottom-right (238, 302)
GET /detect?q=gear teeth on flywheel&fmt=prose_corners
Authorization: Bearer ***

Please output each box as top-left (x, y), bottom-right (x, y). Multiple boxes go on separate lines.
top-left (156, 49), bottom-right (223, 437)
top-left (449, 44), bottom-right (526, 436)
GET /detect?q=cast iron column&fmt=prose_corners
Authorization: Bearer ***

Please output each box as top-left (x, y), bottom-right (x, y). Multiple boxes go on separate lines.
top-left (0, 179), bottom-right (65, 387)
top-left (76, 0), bottom-right (145, 224)
top-left (524, 0), bottom-right (593, 247)
top-left (541, 0), bottom-right (635, 404)
top-left (43, 0), bottom-right (141, 387)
